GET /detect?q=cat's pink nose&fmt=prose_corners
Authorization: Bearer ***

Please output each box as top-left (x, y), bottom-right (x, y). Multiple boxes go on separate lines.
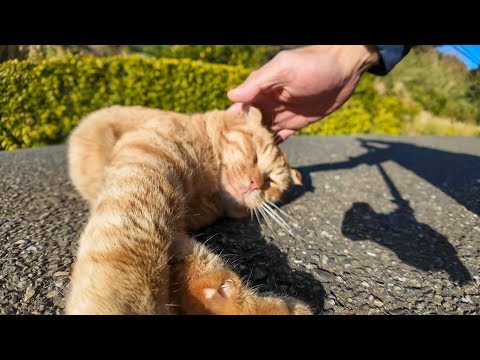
top-left (249, 176), bottom-right (264, 191)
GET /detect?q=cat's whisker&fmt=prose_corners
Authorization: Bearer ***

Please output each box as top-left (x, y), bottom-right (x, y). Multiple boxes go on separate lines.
top-left (261, 203), bottom-right (294, 236)
top-left (262, 210), bottom-right (291, 237)
top-left (266, 206), bottom-right (295, 235)
top-left (228, 259), bottom-right (241, 270)
top-left (258, 207), bottom-right (276, 235)
top-left (253, 208), bottom-right (267, 234)
top-left (253, 208), bottom-right (260, 225)
top-left (191, 232), bottom-right (206, 240)
top-left (265, 202), bottom-right (311, 241)
top-left (226, 255), bottom-right (242, 267)
top-left (263, 204), bottom-right (305, 242)
top-left (265, 200), bottom-right (297, 222)
top-left (222, 253), bottom-right (241, 265)
top-left (258, 207), bottom-right (281, 242)
top-left (263, 202), bottom-right (295, 228)
top-left (258, 209), bottom-right (278, 241)
top-left (203, 233), bottom-right (221, 246)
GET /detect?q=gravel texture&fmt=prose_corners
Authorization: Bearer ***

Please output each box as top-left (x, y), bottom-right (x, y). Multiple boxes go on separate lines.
top-left (1, 135), bottom-right (479, 315)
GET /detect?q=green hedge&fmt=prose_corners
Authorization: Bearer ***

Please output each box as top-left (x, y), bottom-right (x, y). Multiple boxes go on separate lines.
top-left (298, 75), bottom-right (421, 136)
top-left (0, 55), bottom-right (250, 150)
top-left (1, 54), bottom-right (421, 151)
top-left (383, 46), bottom-right (480, 124)
top-left (129, 45), bottom-right (291, 68)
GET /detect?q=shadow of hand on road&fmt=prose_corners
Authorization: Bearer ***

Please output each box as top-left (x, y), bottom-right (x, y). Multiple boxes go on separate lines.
top-left (341, 163), bottom-right (472, 285)
top-left (280, 138), bottom-right (474, 285)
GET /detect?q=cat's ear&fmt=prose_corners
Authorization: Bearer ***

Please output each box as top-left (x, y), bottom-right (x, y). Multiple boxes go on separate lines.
top-left (290, 168), bottom-right (303, 186)
top-left (243, 105), bottom-right (263, 124)
top-left (227, 103), bottom-right (263, 124)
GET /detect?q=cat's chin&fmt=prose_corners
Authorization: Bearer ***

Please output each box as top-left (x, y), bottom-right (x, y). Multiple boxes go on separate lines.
top-left (243, 189), bottom-right (264, 209)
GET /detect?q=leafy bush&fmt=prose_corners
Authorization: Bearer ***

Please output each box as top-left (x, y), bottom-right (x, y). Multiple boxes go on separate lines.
top-left (0, 54), bottom-right (438, 151)
top-left (129, 45), bottom-right (294, 67)
top-left (0, 55), bottom-right (250, 150)
top-left (298, 74), bottom-right (421, 136)
top-left (383, 46), bottom-right (480, 124)
top-left (5, 45), bottom-right (480, 126)
top-left (405, 111), bottom-right (480, 136)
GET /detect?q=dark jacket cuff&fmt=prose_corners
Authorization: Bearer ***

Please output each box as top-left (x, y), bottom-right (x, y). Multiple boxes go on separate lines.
top-left (368, 45), bottom-right (413, 76)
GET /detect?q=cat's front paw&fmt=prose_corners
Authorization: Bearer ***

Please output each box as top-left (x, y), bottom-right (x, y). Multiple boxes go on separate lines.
top-left (184, 270), bottom-right (245, 315)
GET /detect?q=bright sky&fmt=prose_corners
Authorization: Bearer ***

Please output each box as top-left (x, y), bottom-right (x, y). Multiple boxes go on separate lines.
top-left (437, 45), bottom-right (480, 70)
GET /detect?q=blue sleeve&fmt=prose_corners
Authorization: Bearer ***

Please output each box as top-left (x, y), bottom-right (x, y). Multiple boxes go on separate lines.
top-left (368, 45), bottom-right (413, 75)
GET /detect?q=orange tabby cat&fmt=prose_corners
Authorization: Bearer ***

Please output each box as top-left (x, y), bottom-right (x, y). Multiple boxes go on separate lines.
top-left (66, 105), bottom-right (310, 315)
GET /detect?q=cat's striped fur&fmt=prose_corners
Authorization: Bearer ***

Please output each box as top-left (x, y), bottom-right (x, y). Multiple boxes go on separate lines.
top-left (66, 105), bottom-right (311, 315)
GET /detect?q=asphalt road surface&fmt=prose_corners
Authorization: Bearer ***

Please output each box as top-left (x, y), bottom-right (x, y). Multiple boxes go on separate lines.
top-left (1, 135), bottom-right (479, 315)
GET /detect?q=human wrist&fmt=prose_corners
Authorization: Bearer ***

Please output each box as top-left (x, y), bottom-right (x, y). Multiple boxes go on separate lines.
top-left (302, 45), bottom-right (380, 80)
top-left (333, 45), bottom-right (380, 74)
top-left (360, 45), bottom-right (381, 71)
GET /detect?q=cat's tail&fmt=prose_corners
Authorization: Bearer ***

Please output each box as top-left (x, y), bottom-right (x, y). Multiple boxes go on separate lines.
top-left (68, 106), bottom-right (124, 204)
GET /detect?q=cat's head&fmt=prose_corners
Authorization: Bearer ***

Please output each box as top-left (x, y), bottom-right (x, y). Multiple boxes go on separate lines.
top-left (207, 106), bottom-right (302, 218)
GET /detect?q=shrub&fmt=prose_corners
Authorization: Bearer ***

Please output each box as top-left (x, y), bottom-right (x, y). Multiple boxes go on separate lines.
top-left (298, 74), bottom-right (421, 136)
top-left (129, 45), bottom-right (293, 67)
top-left (0, 54), bottom-right (429, 151)
top-left (383, 46), bottom-right (480, 124)
top-left (0, 55), bottom-right (250, 150)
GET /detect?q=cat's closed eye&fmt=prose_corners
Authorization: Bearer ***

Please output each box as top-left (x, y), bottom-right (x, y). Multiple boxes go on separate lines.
top-left (265, 176), bottom-right (274, 186)
top-left (252, 154), bottom-right (258, 166)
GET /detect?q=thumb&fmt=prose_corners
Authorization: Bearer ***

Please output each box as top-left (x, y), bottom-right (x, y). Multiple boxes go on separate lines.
top-left (228, 63), bottom-right (281, 103)
top-left (228, 82), bottom-right (261, 103)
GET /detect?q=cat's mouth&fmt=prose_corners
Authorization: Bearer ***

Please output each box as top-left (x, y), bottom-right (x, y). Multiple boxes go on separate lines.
top-left (222, 184), bottom-right (299, 239)
top-left (243, 189), bottom-right (263, 208)
top-left (243, 188), bottom-right (261, 197)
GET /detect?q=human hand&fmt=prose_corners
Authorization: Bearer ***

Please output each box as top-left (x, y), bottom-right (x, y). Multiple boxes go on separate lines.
top-left (228, 45), bottom-right (380, 142)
